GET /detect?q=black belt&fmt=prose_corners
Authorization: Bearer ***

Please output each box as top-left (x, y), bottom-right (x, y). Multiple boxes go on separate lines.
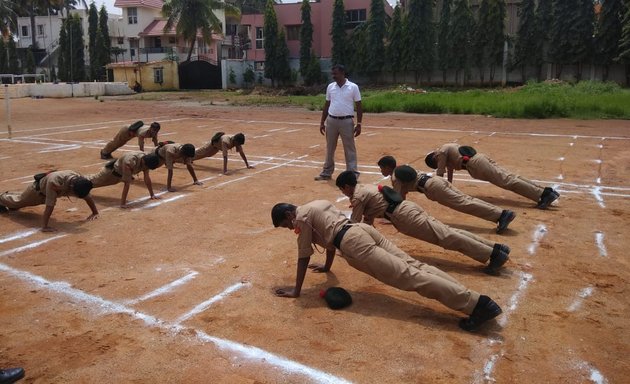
top-left (112, 169), bottom-right (122, 178)
top-left (384, 201), bottom-right (402, 221)
top-left (333, 224), bottom-right (352, 249)
top-left (328, 115), bottom-right (354, 120)
top-left (417, 174), bottom-right (431, 189)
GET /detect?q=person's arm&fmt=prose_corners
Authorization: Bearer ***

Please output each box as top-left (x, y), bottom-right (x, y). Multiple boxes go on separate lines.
top-left (186, 162), bottom-right (202, 185)
top-left (167, 168), bottom-right (175, 192)
top-left (142, 169), bottom-right (159, 200)
top-left (237, 146), bottom-right (254, 169)
top-left (275, 256), bottom-right (310, 298)
top-left (152, 132), bottom-right (159, 147)
top-left (447, 168), bottom-right (454, 183)
top-left (222, 142), bottom-right (230, 174)
top-left (320, 100), bottom-right (331, 135)
top-left (42, 205), bottom-right (56, 232)
top-left (400, 190), bottom-right (408, 200)
top-left (120, 181), bottom-right (132, 208)
top-left (354, 101), bottom-right (362, 137)
top-left (83, 195), bottom-right (99, 220)
top-left (138, 136), bottom-right (145, 152)
top-left (309, 248), bottom-right (335, 272)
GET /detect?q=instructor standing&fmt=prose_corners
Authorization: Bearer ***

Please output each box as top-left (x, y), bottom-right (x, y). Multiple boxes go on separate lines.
top-left (315, 64), bottom-right (362, 181)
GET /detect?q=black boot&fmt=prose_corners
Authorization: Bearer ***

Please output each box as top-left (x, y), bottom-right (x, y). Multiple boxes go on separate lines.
top-left (0, 367), bottom-right (25, 384)
top-left (484, 244), bottom-right (509, 275)
top-left (496, 210), bottom-right (515, 233)
top-left (537, 187), bottom-right (560, 209)
top-left (459, 295), bottom-right (502, 332)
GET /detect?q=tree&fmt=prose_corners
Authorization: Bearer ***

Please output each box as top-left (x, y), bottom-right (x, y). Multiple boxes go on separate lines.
top-left (405, 0), bottom-right (435, 84)
top-left (162, 0), bottom-right (239, 62)
top-left (58, 19), bottom-right (68, 80)
top-left (331, 0), bottom-right (346, 65)
top-left (347, 22), bottom-right (368, 76)
top-left (386, 5), bottom-right (405, 83)
top-left (99, 5), bottom-right (111, 53)
top-left (549, 0), bottom-right (594, 80)
top-left (437, 0), bottom-right (453, 86)
top-left (88, 1), bottom-right (99, 80)
top-left (7, 35), bottom-right (19, 74)
top-left (474, 0), bottom-right (505, 86)
top-left (572, 0), bottom-right (595, 81)
top-left (617, 0), bottom-right (630, 85)
top-left (514, 0), bottom-right (538, 82)
top-left (25, 48), bottom-right (36, 78)
top-left (0, 0), bottom-right (18, 36)
top-left (304, 50), bottom-right (322, 85)
top-left (535, 0), bottom-right (553, 80)
top-left (0, 38), bottom-right (7, 74)
top-left (69, 14), bottom-right (86, 81)
top-left (595, 0), bottom-right (624, 80)
top-left (276, 29), bottom-right (291, 85)
top-left (96, 5), bottom-right (111, 81)
top-left (299, 0), bottom-right (313, 78)
top-left (263, 0), bottom-right (279, 85)
top-left (365, 0), bottom-right (386, 80)
top-left (451, 0), bottom-right (475, 85)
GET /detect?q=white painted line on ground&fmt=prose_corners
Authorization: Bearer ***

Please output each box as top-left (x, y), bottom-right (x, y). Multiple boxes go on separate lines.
top-left (0, 156), bottom-right (10, 160)
top-left (131, 194), bottom-right (186, 211)
top-left (25, 126), bottom-right (110, 138)
top-left (175, 282), bottom-right (249, 325)
top-left (284, 128), bottom-right (302, 133)
top-left (567, 286), bottom-right (594, 312)
top-left (336, 195), bottom-right (348, 203)
top-left (38, 145), bottom-right (82, 153)
top-left (253, 134), bottom-right (270, 139)
top-left (498, 271), bottom-right (534, 327)
top-left (558, 157), bottom-right (565, 161)
top-left (0, 229), bottom-right (39, 244)
top-left (479, 352), bottom-right (501, 383)
top-left (0, 263), bottom-right (352, 384)
top-left (570, 142), bottom-right (575, 146)
top-left (0, 234), bottom-right (67, 258)
top-left (594, 232), bottom-right (607, 257)
top-left (0, 116), bottom-right (172, 136)
top-left (309, 144), bottom-right (320, 148)
top-left (557, 174), bottom-right (564, 180)
top-left (576, 361), bottom-right (608, 384)
top-left (267, 128), bottom-right (286, 132)
top-left (125, 271), bottom-right (199, 305)
top-left (82, 162), bottom-right (107, 168)
top-left (592, 187), bottom-right (605, 208)
top-left (527, 224), bottom-right (547, 255)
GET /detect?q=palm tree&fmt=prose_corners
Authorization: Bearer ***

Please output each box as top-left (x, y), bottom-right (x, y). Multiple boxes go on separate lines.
top-left (0, 0), bottom-right (18, 35)
top-left (162, 0), bottom-right (240, 62)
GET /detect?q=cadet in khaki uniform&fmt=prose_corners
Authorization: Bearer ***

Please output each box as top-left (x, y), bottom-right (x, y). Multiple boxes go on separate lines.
top-left (336, 171), bottom-right (510, 275)
top-left (87, 152), bottom-right (161, 208)
top-left (154, 142), bottom-right (199, 191)
top-left (426, 143), bottom-right (560, 209)
top-left (100, 121), bottom-right (160, 159)
top-left (193, 132), bottom-right (254, 174)
top-left (0, 171), bottom-right (98, 232)
top-left (271, 200), bottom-right (503, 331)
top-left (377, 156), bottom-right (515, 233)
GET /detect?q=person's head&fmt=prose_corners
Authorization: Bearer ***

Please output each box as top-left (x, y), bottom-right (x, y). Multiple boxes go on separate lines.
top-left (335, 171), bottom-right (358, 198)
top-left (425, 152), bottom-right (437, 169)
top-left (143, 153), bottom-right (160, 170)
top-left (331, 64), bottom-right (346, 83)
top-left (150, 122), bottom-right (161, 133)
top-left (394, 165), bottom-right (418, 183)
top-left (72, 177), bottom-right (93, 198)
top-left (271, 203), bottom-right (298, 230)
top-left (377, 156), bottom-right (397, 177)
top-left (233, 133), bottom-right (245, 146)
top-left (181, 143), bottom-right (195, 158)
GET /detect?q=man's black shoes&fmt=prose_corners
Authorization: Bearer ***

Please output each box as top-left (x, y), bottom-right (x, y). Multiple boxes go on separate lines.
top-left (537, 187), bottom-right (560, 209)
top-left (496, 210), bottom-right (515, 233)
top-left (459, 295), bottom-right (502, 332)
top-left (0, 367), bottom-right (25, 384)
top-left (485, 244), bottom-right (509, 276)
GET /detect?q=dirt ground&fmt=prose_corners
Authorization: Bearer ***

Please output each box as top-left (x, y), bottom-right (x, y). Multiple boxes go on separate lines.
top-left (0, 95), bottom-right (628, 384)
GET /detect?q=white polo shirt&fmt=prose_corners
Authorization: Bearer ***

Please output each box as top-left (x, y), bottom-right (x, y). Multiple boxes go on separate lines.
top-left (326, 79), bottom-right (361, 117)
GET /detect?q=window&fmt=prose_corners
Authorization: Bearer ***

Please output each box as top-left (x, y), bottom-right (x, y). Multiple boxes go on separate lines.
top-left (168, 37), bottom-right (176, 44)
top-left (226, 23), bottom-right (238, 36)
top-left (345, 9), bottom-right (366, 27)
top-left (255, 61), bottom-right (264, 71)
top-left (255, 27), bottom-right (263, 49)
top-left (37, 25), bottom-right (44, 36)
top-left (128, 7), bottom-right (138, 24)
top-left (154, 67), bottom-right (163, 84)
top-left (21, 25), bottom-right (29, 37)
top-left (154, 37), bottom-right (162, 48)
top-left (117, 37), bottom-right (124, 45)
top-left (285, 25), bottom-right (300, 41)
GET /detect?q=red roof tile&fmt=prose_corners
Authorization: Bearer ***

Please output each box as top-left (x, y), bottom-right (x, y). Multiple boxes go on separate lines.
top-left (114, 0), bottom-right (164, 10)
top-left (140, 19), bottom-right (176, 36)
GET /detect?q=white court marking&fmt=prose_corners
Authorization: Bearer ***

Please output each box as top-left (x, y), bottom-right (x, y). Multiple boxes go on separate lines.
top-left (0, 263), bottom-right (352, 384)
top-left (576, 361), bottom-right (608, 384)
top-left (527, 224), bottom-right (548, 255)
top-left (174, 282), bottom-right (249, 325)
top-left (125, 271), bottom-right (199, 305)
top-left (567, 286), bottom-right (595, 312)
top-left (0, 229), bottom-right (39, 244)
top-left (592, 187), bottom-right (606, 208)
top-left (131, 194), bottom-right (186, 211)
top-left (0, 234), bottom-right (67, 258)
top-left (594, 232), bottom-right (607, 257)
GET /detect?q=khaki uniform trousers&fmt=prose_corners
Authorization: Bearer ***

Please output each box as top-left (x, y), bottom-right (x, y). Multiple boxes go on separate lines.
top-left (88, 168), bottom-right (121, 189)
top-left (423, 177), bottom-right (503, 222)
top-left (193, 147), bottom-right (219, 161)
top-left (102, 126), bottom-right (132, 155)
top-left (389, 201), bottom-right (494, 263)
top-left (339, 223), bottom-right (479, 314)
top-left (466, 154), bottom-right (544, 202)
top-left (320, 117), bottom-right (358, 177)
top-left (0, 183), bottom-right (46, 209)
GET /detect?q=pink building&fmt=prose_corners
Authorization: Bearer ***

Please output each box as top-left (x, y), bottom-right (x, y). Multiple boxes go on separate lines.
top-left (238, 0), bottom-right (394, 66)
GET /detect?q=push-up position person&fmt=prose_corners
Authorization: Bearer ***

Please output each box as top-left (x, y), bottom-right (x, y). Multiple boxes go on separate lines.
top-left (100, 121), bottom-right (160, 159)
top-left (154, 141), bottom-right (198, 192)
top-left (193, 132), bottom-right (254, 175)
top-left (425, 143), bottom-right (559, 209)
top-left (377, 156), bottom-right (515, 233)
top-left (271, 200), bottom-right (503, 331)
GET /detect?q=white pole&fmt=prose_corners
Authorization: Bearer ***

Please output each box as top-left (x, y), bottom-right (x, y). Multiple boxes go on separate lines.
top-left (4, 84), bottom-right (12, 139)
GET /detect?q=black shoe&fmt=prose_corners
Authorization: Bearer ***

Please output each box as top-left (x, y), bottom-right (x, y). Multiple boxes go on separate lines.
top-left (100, 151), bottom-right (113, 160)
top-left (314, 175), bottom-right (331, 181)
top-left (0, 205), bottom-right (8, 213)
top-left (459, 295), bottom-right (502, 332)
top-left (484, 245), bottom-right (509, 275)
top-left (0, 367), bottom-right (25, 384)
top-left (496, 210), bottom-right (515, 233)
top-left (537, 187), bottom-right (559, 209)
top-left (499, 243), bottom-right (511, 255)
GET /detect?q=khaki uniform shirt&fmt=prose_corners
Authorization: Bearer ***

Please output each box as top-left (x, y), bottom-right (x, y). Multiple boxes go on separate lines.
top-left (114, 152), bottom-right (148, 182)
top-left (38, 170), bottom-right (81, 207)
top-left (295, 200), bottom-right (350, 259)
top-left (435, 143), bottom-right (464, 177)
top-left (391, 171), bottom-right (430, 196)
top-left (349, 184), bottom-right (389, 223)
top-left (157, 143), bottom-right (192, 170)
top-left (136, 126), bottom-right (157, 146)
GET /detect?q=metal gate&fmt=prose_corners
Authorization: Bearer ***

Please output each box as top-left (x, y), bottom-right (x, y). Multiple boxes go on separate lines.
top-left (178, 59), bottom-right (221, 89)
